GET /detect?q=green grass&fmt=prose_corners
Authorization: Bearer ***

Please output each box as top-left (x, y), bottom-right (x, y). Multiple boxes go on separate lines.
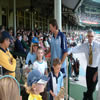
top-left (69, 83), bottom-right (97, 100)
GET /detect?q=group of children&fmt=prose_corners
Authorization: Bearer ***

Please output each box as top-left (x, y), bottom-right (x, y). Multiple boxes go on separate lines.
top-left (25, 48), bottom-right (64, 100)
top-left (24, 58), bottom-right (64, 100)
top-left (23, 36), bottom-right (65, 100)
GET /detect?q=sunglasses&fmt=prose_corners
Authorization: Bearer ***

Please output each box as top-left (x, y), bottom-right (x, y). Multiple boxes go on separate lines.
top-left (88, 35), bottom-right (94, 37)
top-left (33, 45), bottom-right (38, 46)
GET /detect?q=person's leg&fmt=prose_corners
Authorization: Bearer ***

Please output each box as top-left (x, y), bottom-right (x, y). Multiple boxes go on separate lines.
top-left (87, 67), bottom-right (98, 100)
top-left (83, 67), bottom-right (89, 100)
top-left (84, 67), bottom-right (98, 100)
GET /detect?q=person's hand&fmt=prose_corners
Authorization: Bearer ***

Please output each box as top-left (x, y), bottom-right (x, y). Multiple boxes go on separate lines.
top-left (52, 92), bottom-right (56, 97)
top-left (24, 48), bottom-right (26, 51)
top-left (59, 94), bottom-right (64, 98)
top-left (93, 73), bottom-right (97, 82)
top-left (9, 58), bottom-right (13, 64)
top-left (50, 90), bottom-right (56, 97)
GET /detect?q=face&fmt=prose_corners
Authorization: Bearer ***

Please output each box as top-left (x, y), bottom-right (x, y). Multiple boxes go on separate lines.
top-left (53, 64), bottom-right (61, 74)
top-left (4, 38), bottom-right (10, 49)
top-left (37, 49), bottom-right (44, 60)
top-left (36, 83), bottom-right (45, 93)
top-left (49, 24), bottom-right (56, 33)
top-left (87, 32), bottom-right (94, 43)
top-left (32, 45), bottom-right (38, 53)
top-left (23, 35), bottom-right (27, 41)
top-left (33, 83), bottom-right (45, 94)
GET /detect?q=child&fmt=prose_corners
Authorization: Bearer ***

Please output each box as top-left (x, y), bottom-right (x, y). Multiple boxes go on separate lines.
top-left (33, 47), bottom-right (48, 75)
top-left (25, 69), bottom-right (49, 100)
top-left (47, 58), bottom-right (64, 100)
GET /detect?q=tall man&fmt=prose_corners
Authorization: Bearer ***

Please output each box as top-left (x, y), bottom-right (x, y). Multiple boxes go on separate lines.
top-left (68, 29), bottom-right (100, 100)
top-left (0, 31), bottom-right (16, 77)
top-left (49, 19), bottom-right (68, 77)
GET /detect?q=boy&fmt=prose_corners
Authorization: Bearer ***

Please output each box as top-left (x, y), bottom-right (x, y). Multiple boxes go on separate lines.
top-left (47, 58), bottom-right (64, 100)
top-left (0, 31), bottom-right (16, 77)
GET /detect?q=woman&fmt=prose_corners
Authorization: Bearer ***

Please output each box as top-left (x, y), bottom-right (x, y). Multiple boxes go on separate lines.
top-left (25, 37), bottom-right (39, 64)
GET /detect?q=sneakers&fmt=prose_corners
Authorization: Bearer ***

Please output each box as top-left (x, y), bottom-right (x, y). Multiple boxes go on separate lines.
top-left (74, 77), bottom-right (79, 81)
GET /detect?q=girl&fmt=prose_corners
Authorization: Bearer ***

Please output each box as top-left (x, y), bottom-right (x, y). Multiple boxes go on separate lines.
top-left (25, 69), bottom-right (49, 100)
top-left (33, 47), bottom-right (48, 75)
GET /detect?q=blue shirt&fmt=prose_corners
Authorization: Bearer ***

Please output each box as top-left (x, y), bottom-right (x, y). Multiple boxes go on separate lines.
top-left (25, 52), bottom-right (36, 64)
top-left (50, 30), bottom-right (68, 68)
top-left (26, 52), bottom-right (46, 65)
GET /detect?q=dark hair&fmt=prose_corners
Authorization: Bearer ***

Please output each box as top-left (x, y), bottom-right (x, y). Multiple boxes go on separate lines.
top-left (87, 29), bottom-right (94, 34)
top-left (53, 58), bottom-right (61, 66)
top-left (49, 19), bottom-right (58, 29)
top-left (16, 33), bottom-right (20, 38)
top-left (0, 31), bottom-right (10, 43)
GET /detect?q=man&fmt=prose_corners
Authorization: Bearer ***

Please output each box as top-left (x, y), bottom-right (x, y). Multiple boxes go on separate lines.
top-left (15, 33), bottom-right (27, 55)
top-left (49, 19), bottom-right (68, 77)
top-left (68, 29), bottom-right (100, 100)
top-left (0, 31), bottom-right (16, 77)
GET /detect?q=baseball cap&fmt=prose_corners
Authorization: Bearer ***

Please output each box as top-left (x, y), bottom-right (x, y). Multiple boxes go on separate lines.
top-left (32, 37), bottom-right (39, 44)
top-left (27, 69), bottom-right (49, 86)
top-left (0, 31), bottom-right (11, 43)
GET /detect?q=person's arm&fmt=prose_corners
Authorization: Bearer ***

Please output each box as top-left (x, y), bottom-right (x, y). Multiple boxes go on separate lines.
top-left (61, 72), bottom-right (64, 87)
top-left (25, 53), bottom-right (30, 64)
top-left (50, 90), bottom-right (56, 97)
top-left (61, 52), bottom-right (68, 64)
top-left (0, 52), bottom-right (16, 71)
top-left (44, 69), bottom-right (48, 76)
top-left (44, 61), bottom-right (48, 75)
top-left (60, 33), bottom-right (68, 64)
top-left (68, 44), bottom-right (86, 55)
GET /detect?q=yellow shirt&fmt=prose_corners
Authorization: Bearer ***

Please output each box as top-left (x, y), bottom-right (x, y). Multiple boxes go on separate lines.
top-left (0, 49), bottom-right (16, 77)
top-left (28, 94), bottom-right (42, 100)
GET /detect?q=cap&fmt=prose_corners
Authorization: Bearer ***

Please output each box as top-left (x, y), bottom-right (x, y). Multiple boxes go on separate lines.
top-left (32, 37), bottom-right (39, 44)
top-left (27, 69), bottom-right (49, 86)
top-left (0, 31), bottom-right (11, 43)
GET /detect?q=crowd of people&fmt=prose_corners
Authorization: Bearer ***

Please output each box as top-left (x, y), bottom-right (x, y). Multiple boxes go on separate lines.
top-left (79, 13), bottom-right (100, 24)
top-left (0, 19), bottom-right (99, 100)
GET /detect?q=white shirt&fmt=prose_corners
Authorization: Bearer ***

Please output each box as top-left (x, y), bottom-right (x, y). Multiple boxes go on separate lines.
top-left (44, 41), bottom-right (50, 48)
top-left (33, 60), bottom-right (47, 74)
top-left (68, 41), bottom-right (100, 68)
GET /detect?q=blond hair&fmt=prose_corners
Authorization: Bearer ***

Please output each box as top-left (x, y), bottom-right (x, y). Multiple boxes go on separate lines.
top-left (0, 77), bottom-right (20, 100)
top-left (24, 82), bottom-right (36, 94)
top-left (30, 43), bottom-right (38, 54)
